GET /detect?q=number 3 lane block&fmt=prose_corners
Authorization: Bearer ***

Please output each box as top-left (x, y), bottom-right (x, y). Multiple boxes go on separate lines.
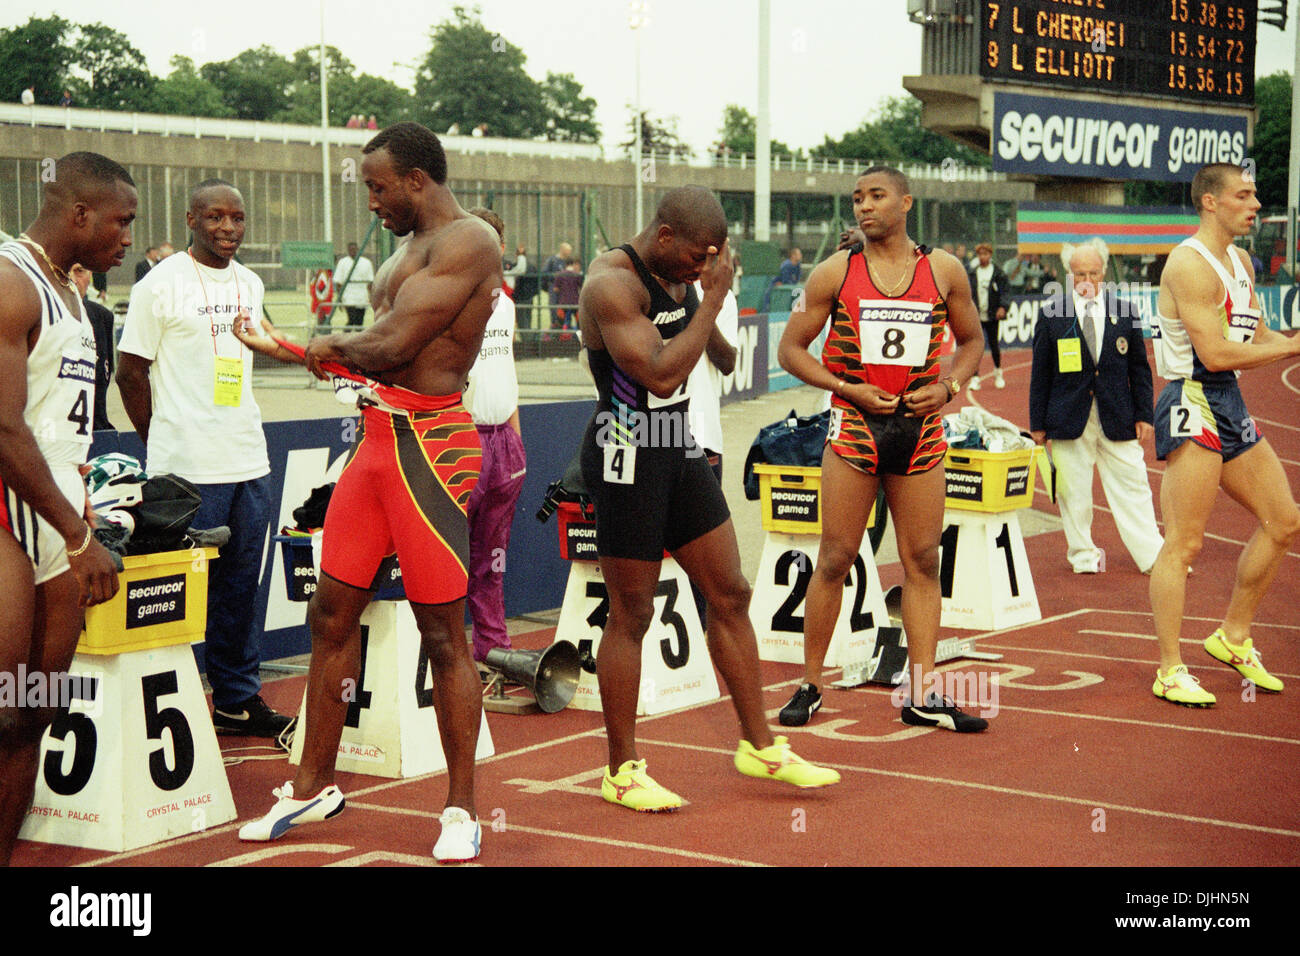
top-left (553, 558), bottom-right (720, 716)
top-left (939, 509), bottom-right (1041, 631)
top-left (289, 600), bottom-right (495, 778)
top-left (21, 643), bottom-right (237, 853)
top-left (750, 532), bottom-right (890, 667)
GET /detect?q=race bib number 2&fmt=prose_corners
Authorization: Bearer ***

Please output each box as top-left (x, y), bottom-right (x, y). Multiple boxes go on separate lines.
top-left (859, 299), bottom-right (932, 367)
top-left (1170, 399), bottom-right (1200, 438)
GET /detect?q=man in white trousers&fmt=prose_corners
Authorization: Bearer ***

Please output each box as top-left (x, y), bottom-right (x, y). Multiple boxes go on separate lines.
top-left (1028, 238), bottom-right (1163, 574)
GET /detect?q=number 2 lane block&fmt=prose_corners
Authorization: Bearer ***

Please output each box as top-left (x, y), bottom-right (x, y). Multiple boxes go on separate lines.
top-left (20, 643), bottom-right (237, 853)
top-left (553, 557), bottom-right (720, 716)
top-left (750, 532), bottom-right (890, 667)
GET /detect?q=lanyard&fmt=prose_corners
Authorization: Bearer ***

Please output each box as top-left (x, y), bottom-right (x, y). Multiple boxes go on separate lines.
top-left (188, 251), bottom-right (244, 358)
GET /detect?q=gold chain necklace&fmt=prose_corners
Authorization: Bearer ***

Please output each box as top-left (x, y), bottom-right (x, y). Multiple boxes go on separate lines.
top-left (17, 232), bottom-right (77, 293)
top-left (865, 245), bottom-right (915, 297)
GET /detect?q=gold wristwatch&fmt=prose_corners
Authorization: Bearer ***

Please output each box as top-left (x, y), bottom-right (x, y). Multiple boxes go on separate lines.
top-left (942, 376), bottom-right (960, 400)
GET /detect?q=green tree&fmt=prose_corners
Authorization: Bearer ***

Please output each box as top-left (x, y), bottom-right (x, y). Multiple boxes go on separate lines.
top-left (814, 96), bottom-right (989, 168)
top-left (623, 110), bottom-right (690, 155)
top-left (278, 46), bottom-right (415, 127)
top-left (152, 55), bottom-right (232, 118)
top-left (541, 72), bottom-right (599, 143)
top-left (0, 15), bottom-right (76, 104)
top-left (715, 104), bottom-right (794, 157)
top-left (200, 45), bottom-right (296, 121)
top-left (69, 23), bottom-right (155, 111)
top-left (413, 5), bottom-right (545, 139)
top-left (1251, 71), bottom-right (1292, 211)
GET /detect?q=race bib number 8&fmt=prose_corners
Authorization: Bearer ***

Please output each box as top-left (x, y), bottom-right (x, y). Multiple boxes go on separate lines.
top-left (859, 299), bottom-right (932, 367)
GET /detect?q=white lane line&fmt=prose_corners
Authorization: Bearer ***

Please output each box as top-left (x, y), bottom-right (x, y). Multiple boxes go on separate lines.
top-left (348, 802), bottom-right (767, 866)
top-left (640, 738), bottom-right (1300, 839)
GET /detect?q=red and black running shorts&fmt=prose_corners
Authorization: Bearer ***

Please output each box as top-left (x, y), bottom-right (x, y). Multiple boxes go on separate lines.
top-left (320, 401), bottom-right (481, 605)
top-left (827, 400), bottom-right (946, 477)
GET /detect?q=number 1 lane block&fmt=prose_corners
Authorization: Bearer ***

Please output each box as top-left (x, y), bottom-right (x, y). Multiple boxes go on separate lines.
top-left (553, 558), bottom-right (720, 716)
top-left (750, 532), bottom-right (890, 667)
top-left (289, 600), bottom-right (494, 779)
top-left (938, 510), bottom-right (1041, 631)
top-left (20, 644), bottom-right (237, 853)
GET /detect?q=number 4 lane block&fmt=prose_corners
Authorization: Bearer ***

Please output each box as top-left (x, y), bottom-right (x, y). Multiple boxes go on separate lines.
top-left (22, 551), bottom-right (237, 853)
top-left (553, 557), bottom-right (720, 716)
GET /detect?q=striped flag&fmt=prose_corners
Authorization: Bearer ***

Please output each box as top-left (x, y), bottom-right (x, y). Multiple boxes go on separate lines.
top-left (1017, 202), bottom-right (1198, 256)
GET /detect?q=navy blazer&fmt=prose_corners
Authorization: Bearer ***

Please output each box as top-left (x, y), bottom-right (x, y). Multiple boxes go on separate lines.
top-left (1028, 291), bottom-right (1154, 442)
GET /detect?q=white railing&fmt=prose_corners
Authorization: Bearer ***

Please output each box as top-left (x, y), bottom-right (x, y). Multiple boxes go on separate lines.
top-left (631, 146), bottom-right (1002, 181)
top-left (0, 104), bottom-right (606, 162)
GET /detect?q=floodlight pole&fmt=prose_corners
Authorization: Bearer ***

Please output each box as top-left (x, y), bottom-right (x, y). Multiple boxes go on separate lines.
top-left (1288, 11), bottom-right (1298, 281)
top-left (320, 0), bottom-right (333, 245)
top-left (756, 0), bottom-right (772, 242)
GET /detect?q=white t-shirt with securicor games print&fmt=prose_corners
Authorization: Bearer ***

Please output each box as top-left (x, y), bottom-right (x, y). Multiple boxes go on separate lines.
top-left (118, 252), bottom-right (270, 483)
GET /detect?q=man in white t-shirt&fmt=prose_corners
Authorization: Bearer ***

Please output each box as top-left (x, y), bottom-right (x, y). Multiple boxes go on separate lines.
top-left (463, 209), bottom-right (526, 663)
top-left (334, 242), bottom-right (375, 329)
top-left (116, 179), bottom-right (290, 738)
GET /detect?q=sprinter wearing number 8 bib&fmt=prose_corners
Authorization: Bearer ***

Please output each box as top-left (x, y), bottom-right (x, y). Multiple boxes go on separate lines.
top-left (1147, 162), bottom-right (1300, 707)
top-left (777, 166), bottom-right (986, 732)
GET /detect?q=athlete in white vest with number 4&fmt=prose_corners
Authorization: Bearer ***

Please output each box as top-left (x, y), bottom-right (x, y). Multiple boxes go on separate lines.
top-left (0, 152), bottom-right (136, 865)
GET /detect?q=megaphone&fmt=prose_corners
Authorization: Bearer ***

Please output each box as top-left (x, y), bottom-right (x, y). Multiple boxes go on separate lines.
top-left (484, 642), bottom-right (581, 714)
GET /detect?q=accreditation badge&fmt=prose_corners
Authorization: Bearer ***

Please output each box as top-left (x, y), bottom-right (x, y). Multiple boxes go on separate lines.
top-left (214, 356), bottom-right (243, 407)
top-left (1057, 337), bottom-right (1082, 373)
top-left (1116, 337), bottom-right (1128, 356)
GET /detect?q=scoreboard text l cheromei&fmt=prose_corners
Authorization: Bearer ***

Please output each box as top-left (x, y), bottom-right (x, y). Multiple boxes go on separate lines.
top-left (979, 1), bottom-right (1257, 107)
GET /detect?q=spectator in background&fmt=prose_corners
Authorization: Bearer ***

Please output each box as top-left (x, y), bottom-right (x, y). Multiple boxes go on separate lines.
top-left (511, 246), bottom-right (538, 329)
top-left (1004, 250), bottom-right (1030, 291)
top-left (90, 270), bottom-right (108, 304)
top-left (542, 241), bottom-right (572, 320)
top-left (953, 242), bottom-right (970, 269)
top-left (551, 257), bottom-right (583, 329)
top-left (967, 241), bottom-right (1009, 390)
top-left (463, 208), bottom-right (526, 664)
top-left (778, 247), bottom-right (803, 284)
top-left (1022, 253), bottom-right (1046, 292)
top-left (59, 90), bottom-right (72, 108)
top-left (70, 263), bottom-right (116, 431)
top-left (135, 245), bottom-right (160, 283)
top-left (504, 242), bottom-right (527, 295)
top-left (367, 115), bottom-right (378, 130)
top-left (158, 240), bottom-right (174, 259)
top-left (20, 86), bottom-right (35, 106)
top-left (333, 241), bottom-right (375, 329)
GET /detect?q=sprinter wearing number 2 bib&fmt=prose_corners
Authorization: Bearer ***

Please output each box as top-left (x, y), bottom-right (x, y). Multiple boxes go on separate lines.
top-left (577, 187), bottom-right (840, 813)
top-left (1147, 162), bottom-right (1300, 708)
top-left (777, 166), bottom-right (986, 733)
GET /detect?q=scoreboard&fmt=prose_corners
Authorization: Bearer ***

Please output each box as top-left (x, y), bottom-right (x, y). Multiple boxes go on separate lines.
top-left (979, 1), bottom-right (1257, 107)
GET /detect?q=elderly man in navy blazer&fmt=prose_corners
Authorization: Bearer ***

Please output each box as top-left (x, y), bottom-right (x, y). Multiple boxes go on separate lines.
top-left (1029, 238), bottom-right (1163, 574)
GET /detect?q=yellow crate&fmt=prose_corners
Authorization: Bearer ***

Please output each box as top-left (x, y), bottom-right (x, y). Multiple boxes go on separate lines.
top-left (754, 463), bottom-right (875, 535)
top-left (943, 447), bottom-right (1040, 513)
top-left (77, 548), bottom-right (218, 656)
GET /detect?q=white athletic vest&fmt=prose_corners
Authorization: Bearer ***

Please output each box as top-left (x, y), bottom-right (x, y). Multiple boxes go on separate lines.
top-left (1153, 237), bottom-right (1258, 384)
top-left (0, 241), bottom-right (98, 466)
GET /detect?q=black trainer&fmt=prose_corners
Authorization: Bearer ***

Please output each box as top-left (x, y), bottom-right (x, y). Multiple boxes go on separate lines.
top-left (899, 694), bottom-right (988, 733)
top-left (213, 694), bottom-right (294, 737)
top-left (779, 683), bottom-right (823, 726)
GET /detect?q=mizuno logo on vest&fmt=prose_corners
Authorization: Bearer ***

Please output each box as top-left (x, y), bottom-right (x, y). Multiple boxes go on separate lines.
top-left (652, 307), bottom-right (685, 325)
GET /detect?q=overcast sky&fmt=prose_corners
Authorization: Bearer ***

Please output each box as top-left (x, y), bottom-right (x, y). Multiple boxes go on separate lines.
top-left (4, 1), bottom-right (1297, 154)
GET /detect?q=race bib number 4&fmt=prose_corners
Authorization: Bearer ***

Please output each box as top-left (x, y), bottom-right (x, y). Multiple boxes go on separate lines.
top-left (858, 299), bottom-right (932, 367)
top-left (603, 443), bottom-right (636, 484)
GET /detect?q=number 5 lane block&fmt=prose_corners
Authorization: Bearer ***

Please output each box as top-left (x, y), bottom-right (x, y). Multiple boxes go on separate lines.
top-left (289, 599), bottom-right (494, 778)
top-left (553, 557), bottom-right (720, 716)
top-left (750, 532), bottom-right (890, 667)
top-left (22, 548), bottom-right (236, 852)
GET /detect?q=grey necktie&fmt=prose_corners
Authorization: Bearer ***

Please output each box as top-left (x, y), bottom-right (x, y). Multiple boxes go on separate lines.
top-left (1080, 299), bottom-right (1098, 362)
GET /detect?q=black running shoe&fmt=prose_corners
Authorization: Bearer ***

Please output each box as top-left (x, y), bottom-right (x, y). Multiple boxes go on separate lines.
top-left (899, 694), bottom-right (988, 733)
top-left (213, 694), bottom-right (294, 737)
top-left (779, 683), bottom-right (823, 727)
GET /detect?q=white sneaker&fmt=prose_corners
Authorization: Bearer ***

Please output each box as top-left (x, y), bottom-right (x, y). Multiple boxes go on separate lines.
top-left (994, 369), bottom-right (1005, 388)
top-left (433, 806), bottom-right (482, 863)
top-left (967, 375), bottom-right (982, 391)
top-left (238, 781), bottom-right (345, 841)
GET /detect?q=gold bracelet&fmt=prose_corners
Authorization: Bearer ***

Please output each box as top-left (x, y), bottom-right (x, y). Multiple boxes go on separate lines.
top-left (66, 524), bottom-right (93, 558)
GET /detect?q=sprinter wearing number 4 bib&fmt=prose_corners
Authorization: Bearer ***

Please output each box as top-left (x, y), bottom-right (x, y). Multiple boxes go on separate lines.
top-left (578, 187), bottom-right (840, 812)
top-left (777, 166), bottom-right (986, 732)
top-left (1148, 162), bottom-right (1300, 707)
top-left (0, 153), bottom-right (135, 865)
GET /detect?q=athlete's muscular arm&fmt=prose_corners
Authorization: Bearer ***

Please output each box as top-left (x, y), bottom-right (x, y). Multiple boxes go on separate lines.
top-left (1163, 246), bottom-right (1300, 371)
top-left (583, 242), bottom-right (731, 399)
top-left (904, 248), bottom-right (982, 418)
top-left (705, 323), bottom-right (737, 376)
top-left (114, 352), bottom-right (154, 447)
top-left (231, 316), bottom-right (308, 366)
top-left (311, 221), bottom-right (500, 376)
top-left (0, 264), bottom-right (118, 604)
